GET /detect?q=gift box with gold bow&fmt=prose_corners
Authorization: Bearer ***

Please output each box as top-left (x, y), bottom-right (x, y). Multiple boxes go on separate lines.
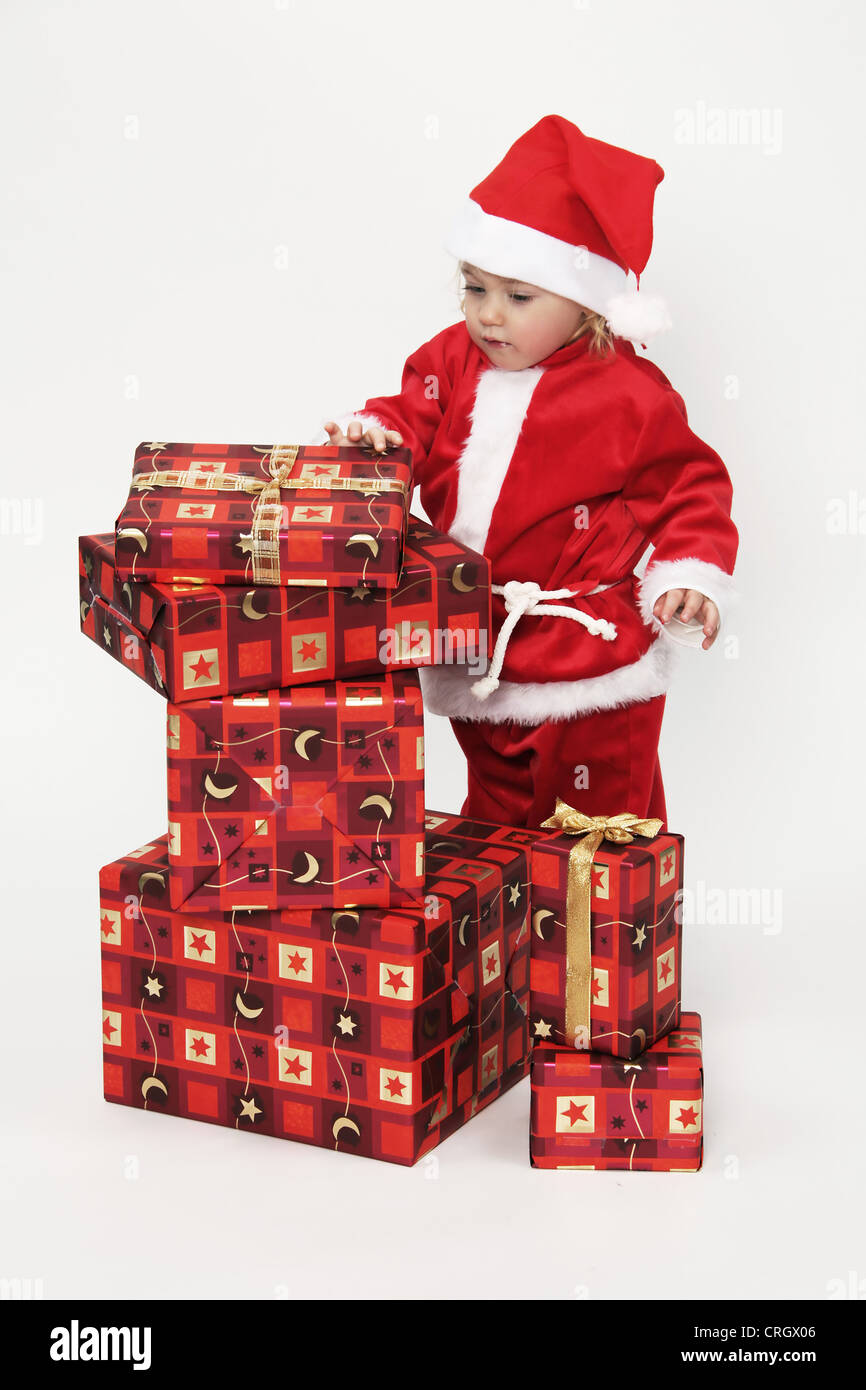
top-left (166, 671), bottom-right (426, 913)
top-left (79, 518), bottom-right (491, 703)
top-left (98, 813), bottom-right (530, 1166)
top-left (115, 441), bottom-right (413, 589)
top-left (529, 1014), bottom-right (703, 1171)
top-left (425, 803), bottom-right (683, 1060)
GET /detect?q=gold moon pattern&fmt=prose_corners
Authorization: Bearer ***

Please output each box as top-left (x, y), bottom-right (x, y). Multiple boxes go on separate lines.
top-left (203, 772), bottom-right (238, 800)
top-left (332, 1114), bottom-right (361, 1143)
top-left (241, 590), bottom-right (268, 621)
top-left (141, 1074), bottom-right (168, 1102)
top-left (121, 581), bottom-right (133, 611)
top-left (234, 990), bottom-right (264, 1020)
top-left (291, 850), bottom-right (320, 885)
top-left (345, 532), bottom-right (380, 560)
top-left (532, 908), bottom-right (555, 940)
top-left (358, 792), bottom-right (395, 821)
top-left (449, 562), bottom-right (478, 593)
top-left (457, 913), bottom-right (471, 947)
top-left (330, 909), bottom-right (360, 934)
top-left (138, 870), bottom-right (167, 897)
top-left (117, 527), bottom-right (149, 553)
top-left (293, 728), bottom-right (322, 762)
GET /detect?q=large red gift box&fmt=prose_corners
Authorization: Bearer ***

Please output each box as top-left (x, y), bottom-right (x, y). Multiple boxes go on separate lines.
top-left (115, 441), bottom-right (412, 589)
top-left (529, 1013), bottom-right (703, 1171)
top-left (425, 811), bottom-right (683, 1060)
top-left (99, 817), bottom-right (531, 1166)
top-left (167, 671), bottom-right (425, 913)
top-left (79, 519), bottom-right (490, 702)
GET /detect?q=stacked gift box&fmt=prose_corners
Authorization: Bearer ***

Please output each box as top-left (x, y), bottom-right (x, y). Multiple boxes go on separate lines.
top-left (425, 811), bottom-right (704, 1172)
top-left (83, 439), bottom-right (532, 1166)
top-left (81, 438), bottom-right (703, 1171)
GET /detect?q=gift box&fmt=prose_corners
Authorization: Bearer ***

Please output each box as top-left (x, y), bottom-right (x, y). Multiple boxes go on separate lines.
top-left (425, 807), bottom-right (683, 1060)
top-left (529, 1013), bottom-right (703, 1171)
top-left (99, 817), bottom-right (530, 1166)
top-left (166, 671), bottom-right (426, 913)
top-left (79, 519), bottom-right (491, 702)
top-left (114, 441), bottom-right (412, 589)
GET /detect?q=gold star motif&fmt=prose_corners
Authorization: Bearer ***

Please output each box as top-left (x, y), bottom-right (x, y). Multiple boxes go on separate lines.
top-left (144, 442), bottom-right (168, 451)
top-left (83, 552), bottom-right (93, 577)
top-left (632, 924), bottom-right (647, 949)
top-left (533, 1019), bottom-right (553, 1039)
top-left (336, 1013), bottom-right (356, 1036)
top-left (143, 974), bottom-right (163, 998)
top-left (350, 583), bottom-right (371, 600)
top-left (623, 1063), bottom-right (643, 1073)
top-left (508, 883), bottom-right (522, 906)
top-left (238, 1096), bottom-right (262, 1122)
top-left (102, 625), bottom-right (112, 648)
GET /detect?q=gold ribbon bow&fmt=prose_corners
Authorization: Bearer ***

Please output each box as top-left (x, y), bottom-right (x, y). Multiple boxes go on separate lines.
top-left (539, 796), bottom-right (664, 1047)
top-left (130, 444), bottom-right (408, 585)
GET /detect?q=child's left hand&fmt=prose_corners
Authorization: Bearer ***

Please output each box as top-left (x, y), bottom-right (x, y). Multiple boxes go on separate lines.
top-left (653, 589), bottom-right (719, 650)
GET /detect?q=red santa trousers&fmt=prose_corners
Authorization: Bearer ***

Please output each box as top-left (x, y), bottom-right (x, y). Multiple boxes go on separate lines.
top-left (449, 694), bottom-right (668, 832)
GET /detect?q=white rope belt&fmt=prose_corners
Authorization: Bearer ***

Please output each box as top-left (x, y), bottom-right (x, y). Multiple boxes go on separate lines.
top-left (471, 579), bottom-right (618, 702)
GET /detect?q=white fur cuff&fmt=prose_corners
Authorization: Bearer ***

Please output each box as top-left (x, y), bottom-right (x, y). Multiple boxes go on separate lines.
top-left (638, 558), bottom-right (740, 649)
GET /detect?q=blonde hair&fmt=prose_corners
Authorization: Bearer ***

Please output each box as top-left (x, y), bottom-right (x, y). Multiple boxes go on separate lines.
top-left (454, 262), bottom-right (615, 358)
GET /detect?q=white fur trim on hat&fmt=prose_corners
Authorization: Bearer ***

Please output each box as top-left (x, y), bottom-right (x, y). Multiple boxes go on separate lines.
top-left (446, 197), bottom-right (670, 344)
top-left (638, 558), bottom-right (740, 649)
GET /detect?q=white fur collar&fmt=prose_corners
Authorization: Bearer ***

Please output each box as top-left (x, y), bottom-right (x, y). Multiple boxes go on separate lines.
top-left (448, 366), bottom-right (544, 554)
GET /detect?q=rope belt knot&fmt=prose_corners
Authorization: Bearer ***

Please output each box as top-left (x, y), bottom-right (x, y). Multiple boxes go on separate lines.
top-left (471, 578), bottom-right (618, 701)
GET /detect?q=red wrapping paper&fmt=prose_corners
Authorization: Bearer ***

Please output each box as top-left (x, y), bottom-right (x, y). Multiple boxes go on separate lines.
top-left (99, 817), bottom-right (530, 1166)
top-left (79, 520), bottom-right (490, 702)
top-left (115, 441), bottom-right (412, 588)
top-left (529, 1013), bottom-right (703, 1171)
top-left (425, 811), bottom-right (683, 1059)
top-left (167, 672), bottom-right (426, 912)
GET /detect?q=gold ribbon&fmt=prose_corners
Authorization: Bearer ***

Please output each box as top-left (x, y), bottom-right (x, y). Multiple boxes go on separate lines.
top-left (539, 797), bottom-right (664, 1047)
top-left (130, 444), bottom-right (408, 585)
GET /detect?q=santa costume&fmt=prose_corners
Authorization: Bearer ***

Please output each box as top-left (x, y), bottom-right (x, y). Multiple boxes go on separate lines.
top-left (318, 116), bottom-right (739, 829)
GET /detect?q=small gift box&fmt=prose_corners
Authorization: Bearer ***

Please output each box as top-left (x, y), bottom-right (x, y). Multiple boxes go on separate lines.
top-left (166, 671), bottom-right (426, 913)
top-left (529, 1013), bottom-right (703, 1171)
top-left (425, 805), bottom-right (683, 1060)
top-left (99, 815), bottom-right (530, 1165)
top-left (79, 519), bottom-right (491, 702)
top-left (115, 441), bottom-right (412, 589)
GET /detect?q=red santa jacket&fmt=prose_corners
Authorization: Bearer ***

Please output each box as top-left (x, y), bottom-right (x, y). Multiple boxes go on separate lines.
top-left (322, 320), bottom-right (738, 725)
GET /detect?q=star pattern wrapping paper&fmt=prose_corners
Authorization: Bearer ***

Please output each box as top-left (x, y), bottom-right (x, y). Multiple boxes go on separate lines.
top-left (424, 812), bottom-right (683, 1060)
top-left (529, 1013), bottom-right (703, 1171)
top-left (79, 519), bottom-right (491, 702)
top-left (99, 817), bottom-right (530, 1166)
top-left (115, 441), bottom-right (412, 589)
top-left (166, 672), bottom-right (426, 912)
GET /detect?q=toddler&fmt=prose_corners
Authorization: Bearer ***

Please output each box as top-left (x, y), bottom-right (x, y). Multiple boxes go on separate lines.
top-left (319, 115), bottom-right (739, 830)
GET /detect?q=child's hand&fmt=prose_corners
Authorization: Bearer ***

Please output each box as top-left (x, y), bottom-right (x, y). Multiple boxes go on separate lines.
top-left (653, 589), bottom-right (720, 651)
top-left (323, 420), bottom-right (404, 453)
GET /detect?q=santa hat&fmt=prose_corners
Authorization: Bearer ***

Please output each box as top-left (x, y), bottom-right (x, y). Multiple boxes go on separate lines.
top-left (445, 115), bottom-right (671, 343)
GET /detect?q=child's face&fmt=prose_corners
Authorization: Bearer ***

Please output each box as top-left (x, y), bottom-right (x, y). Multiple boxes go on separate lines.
top-left (460, 263), bottom-right (588, 369)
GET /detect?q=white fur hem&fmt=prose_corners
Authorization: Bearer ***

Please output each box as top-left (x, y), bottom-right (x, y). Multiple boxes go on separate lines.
top-left (419, 636), bottom-right (679, 724)
top-left (638, 558), bottom-right (740, 650)
top-left (307, 412), bottom-right (391, 446)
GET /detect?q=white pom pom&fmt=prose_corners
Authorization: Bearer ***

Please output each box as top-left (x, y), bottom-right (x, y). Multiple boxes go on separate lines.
top-left (471, 675), bottom-right (500, 701)
top-left (605, 291), bottom-right (672, 343)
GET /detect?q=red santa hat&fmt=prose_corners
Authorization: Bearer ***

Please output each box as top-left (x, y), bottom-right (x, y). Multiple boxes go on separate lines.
top-left (445, 115), bottom-right (671, 342)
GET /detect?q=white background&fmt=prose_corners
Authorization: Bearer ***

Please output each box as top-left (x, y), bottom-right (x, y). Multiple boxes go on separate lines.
top-left (1, 0), bottom-right (863, 1301)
